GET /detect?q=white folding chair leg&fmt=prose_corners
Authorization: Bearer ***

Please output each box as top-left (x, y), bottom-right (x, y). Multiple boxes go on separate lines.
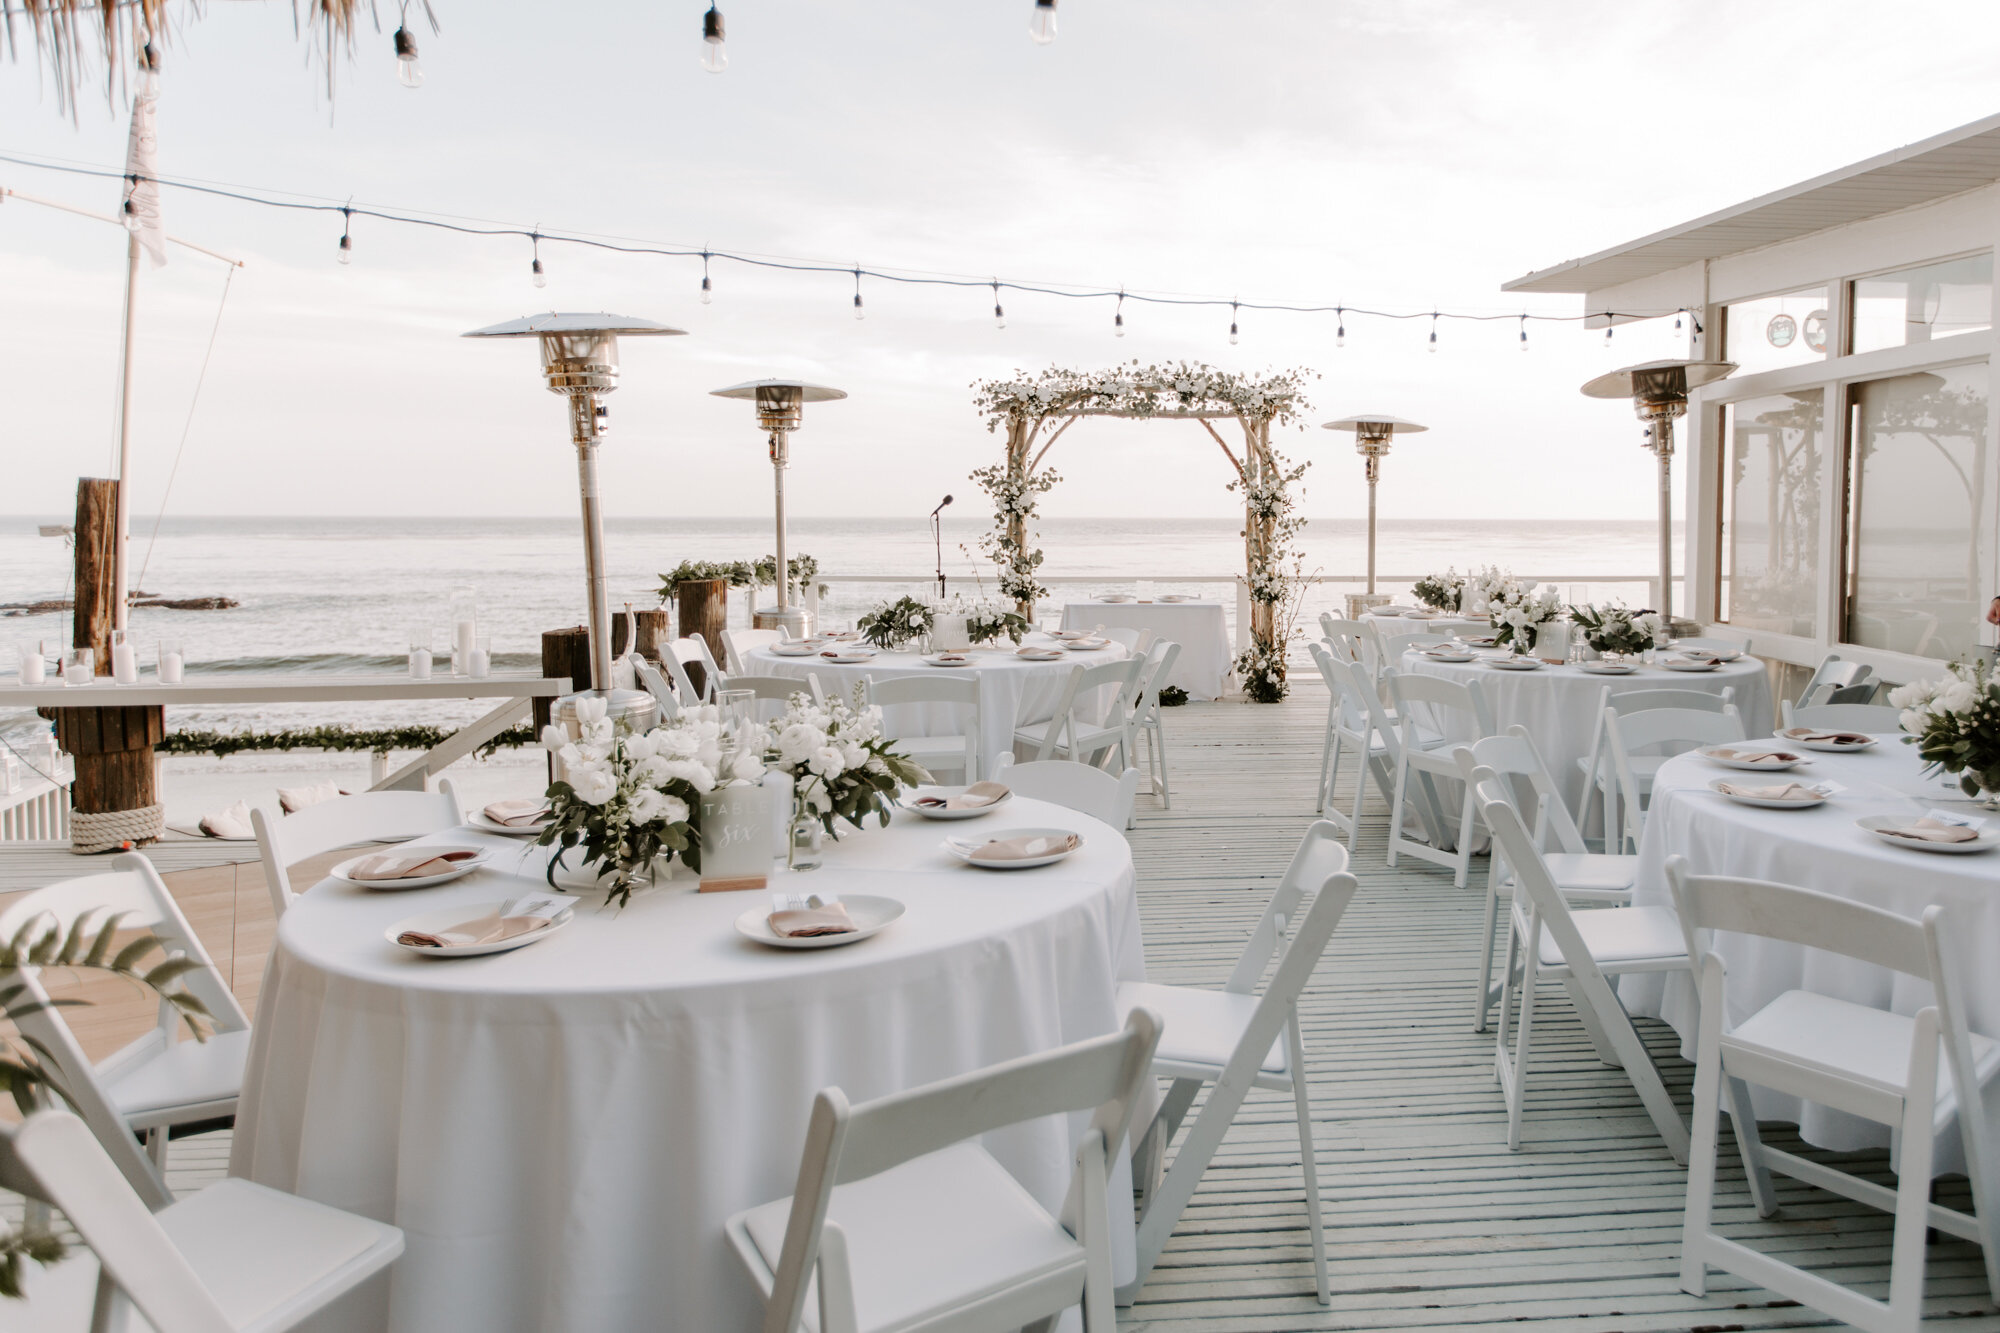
top-left (1386, 753), bottom-right (1410, 869)
top-left (1285, 1020), bottom-right (1330, 1306)
top-left (1502, 940), bottom-right (1541, 1151)
top-left (1472, 876), bottom-right (1504, 1033)
top-left (1318, 712), bottom-right (1339, 813)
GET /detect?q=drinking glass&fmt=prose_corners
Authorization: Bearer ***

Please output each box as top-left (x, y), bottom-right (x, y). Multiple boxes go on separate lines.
top-left (63, 647), bottom-right (94, 685)
top-left (16, 640), bottom-right (45, 686)
top-left (408, 627), bottom-right (435, 680)
top-left (110, 629), bottom-right (139, 684)
top-left (157, 640), bottom-right (185, 684)
top-left (717, 688), bottom-right (757, 758)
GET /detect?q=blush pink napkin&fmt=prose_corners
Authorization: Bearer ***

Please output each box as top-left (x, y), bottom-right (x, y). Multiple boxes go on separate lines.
top-left (970, 832), bottom-right (1081, 863)
top-left (397, 913), bottom-right (551, 949)
top-left (483, 799), bottom-right (549, 827)
top-left (768, 902), bottom-right (856, 937)
top-left (1784, 729), bottom-right (1872, 746)
top-left (348, 849), bottom-right (479, 881)
top-left (1878, 819), bottom-right (1980, 844)
top-left (915, 782), bottom-right (1011, 812)
top-left (1708, 747), bottom-right (1801, 764)
top-left (1715, 781), bottom-right (1820, 802)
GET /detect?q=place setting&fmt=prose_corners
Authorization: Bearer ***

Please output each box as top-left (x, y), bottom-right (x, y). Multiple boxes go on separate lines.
top-left (330, 845), bottom-right (489, 890)
top-left (387, 891), bottom-right (578, 958)
top-left (1855, 810), bottom-right (2000, 854)
top-left (1696, 743), bottom-right (1808, 772)
top-left (736, 890), bottom-right (906, 949)
top-left (467, 798), bottom-right (553, 837)
top-left (906, 780), bottom-right (1013, 819)
top-left (942, 827), bottom-right (1085, 870)
top-left (1707, 778), bottom-right (1839, 809)
top-left (1777, 726), bottom-right (1879, 752)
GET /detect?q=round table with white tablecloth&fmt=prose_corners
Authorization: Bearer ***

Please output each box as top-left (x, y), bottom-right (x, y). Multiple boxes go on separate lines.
top-left (1399, 650), bottom-right (1772, 809)
top-left (1060, 600), bottom-right (1231, 699)
top-left (1360, 609), bottom-right (1487, 639)
top-left (229, 799), bottom-right (1145, 1333)
top-left (747, 634), bottom-right (1129, 769)
top-left (1620, 739), bottom-right (2000, 1156)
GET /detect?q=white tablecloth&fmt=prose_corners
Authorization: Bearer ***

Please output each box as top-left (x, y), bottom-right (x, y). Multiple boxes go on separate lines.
top-left (1622, 740), bottom-right (2000, 1154)
top-left (1360, 610), bottom-right (1487, 639)
top-left (1400, 652), bottom-right (1772, 810)
top-left (1060, 601), bottom-right (1231, 700)
top-left (231, 799), bottom-right (1145, 1332)
top-left (747, 634), bottom-right (1130, 768)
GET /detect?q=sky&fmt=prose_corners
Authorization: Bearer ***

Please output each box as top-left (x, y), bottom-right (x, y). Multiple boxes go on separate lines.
top-left (2, 0), bottom-right (1998, 525)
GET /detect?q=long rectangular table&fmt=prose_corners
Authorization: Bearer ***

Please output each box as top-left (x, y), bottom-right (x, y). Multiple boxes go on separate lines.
top-left (1059, 600), bottom-right (1232, 699)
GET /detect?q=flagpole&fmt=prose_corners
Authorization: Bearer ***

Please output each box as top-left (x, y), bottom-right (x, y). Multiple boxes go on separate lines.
top-left (112, 228), bottom-right (140, 634)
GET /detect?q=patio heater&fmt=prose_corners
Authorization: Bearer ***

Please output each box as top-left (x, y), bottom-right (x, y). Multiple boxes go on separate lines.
top-left (1580, 358), bottom-right (1736, 626)
top-left (1322, 414), bottom-right (1427, 619)
top-left (464, 312), bottom-right (686, 735)
top-left (709, 379), bottom-right (848, 639)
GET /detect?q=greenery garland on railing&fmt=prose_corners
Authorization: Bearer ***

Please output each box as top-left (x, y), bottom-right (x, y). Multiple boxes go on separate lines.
top-left (157, 724), bottom-right (537, 759)
top-left (659, 555), bottom-right (829, 602)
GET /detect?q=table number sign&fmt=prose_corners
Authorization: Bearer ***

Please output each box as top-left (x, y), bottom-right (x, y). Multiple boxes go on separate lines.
top-left (699, 784), bottom-right (774, 892)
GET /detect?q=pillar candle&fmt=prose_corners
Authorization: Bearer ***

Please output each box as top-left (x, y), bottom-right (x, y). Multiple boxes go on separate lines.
top-left (469, 647), bottom-right (491, 679)
top-left (159, 651), bottom-right (184, 684)
top-left (409, 648), bottom-right (433, 680)
top-left (18, 653), bottom-right (43, 686)
top-left (112, 642), bottom-right (139, 684)
top-left (454, 619), bottom-right (477, 676)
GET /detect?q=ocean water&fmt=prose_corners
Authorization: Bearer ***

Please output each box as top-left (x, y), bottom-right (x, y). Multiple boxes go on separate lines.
top-left (0, 512), bottom-right (1676, 743)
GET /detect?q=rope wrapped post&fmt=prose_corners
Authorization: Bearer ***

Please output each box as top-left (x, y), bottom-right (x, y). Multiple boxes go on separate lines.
top-left (51, 704), bottom-right (165, 853)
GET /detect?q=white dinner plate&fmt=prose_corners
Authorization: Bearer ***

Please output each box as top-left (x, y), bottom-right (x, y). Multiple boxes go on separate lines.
top-left (330, 846), bottom-right (488, 890)
top-left (819, 651), bottom-right (878, 664)
top-left (1662, 659), bottom-right (1721, 672)
top-left (907, 786), bottom-right (1013, 820)
top-left (1403, 609), bottom-right (1439, 619)
top-left (1047, 629), bottom-right (1092, 640)
top-left (1063, 640), bottom-right (1109, 652)
top-left (770, 643), bottom-right (819, 657)
top-left (466, 810), bottom-right (552, 838)
top-left (1157, 594), bottom-right (1195, 603)
top-left (1459, 635), bottom-right (1500, 648)
top-left (1420, 650), bottom-right (1476, 663)
top-left (1014, 649), bottom-right (1064, 662)
top-left (385, 900), bottom-right (572, 957)
top-left (735, 894), bottom-right (906, 949)
top-left (1579, 661), bottom-right (1637, 675)
top-left (1778, 727), bottom-right (1881, 753)
top-left (923, 654), bottom-right (976, 668)
top-left (1698, 745), bottom-right (1807, 772)
top-left (1707, 780), bottom-right (1828, 810)
top-left (1487, 656), bottom-right (1543, 671)
top-left (1095, 594), bottom-right (1134, 603)
top-left (943, 827), bottom-right (1083, 870)
top-left (1855, 815), bottom-right (1999, 854)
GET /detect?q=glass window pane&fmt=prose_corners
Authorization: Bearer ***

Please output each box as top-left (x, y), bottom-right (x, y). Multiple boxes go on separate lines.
top-left (1719, 393), bottom-right (1822, 637)
top-left (1843, 363), bottom-right (1990, 661)
top-left (1851, 253), bottom-right (1992, 354)
top-left (1723, 287), bottom-right (1829, 374)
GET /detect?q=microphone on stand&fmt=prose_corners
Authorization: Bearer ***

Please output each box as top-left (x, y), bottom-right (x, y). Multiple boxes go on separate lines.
top-left (932, 495), bottom-right (953, 600)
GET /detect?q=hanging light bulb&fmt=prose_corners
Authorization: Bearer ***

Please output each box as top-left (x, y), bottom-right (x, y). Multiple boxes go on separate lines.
top-left (393, 26), bottom-right (423, 88)
top-left (336, 209), bottom-right (353, 265)
top-left (1228, 301), bottom-right (1240, 346)
top-left (1336, 308), bottom-right (1345, 349)
top-left (1519, 315), bottom-right (1529, 352)
top-left (993, 282), bottom-right (1006, 329)
top-left (1674, 312), bottom-right (1683, 334)
top-left (1029, 0), bottom-right (1058, 45)
top-left (1603, 321), bottom-right (1615, 349)
top-left (700, 252), bottom-right (713, 304)
top-left (530, 234), bottom-right (546, 289)
top-left (1428, 313), bottom-right (1438, 353)
top-left (853, 268), bottom-right (865, 320)
top-left (1114, 292), bottom-right (1126, 338)
top-left (702, 5), bottom-right (727, 72)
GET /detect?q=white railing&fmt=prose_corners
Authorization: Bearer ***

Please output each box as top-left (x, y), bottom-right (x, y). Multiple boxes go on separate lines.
top-left (0, 777), bottom-right (69, 841)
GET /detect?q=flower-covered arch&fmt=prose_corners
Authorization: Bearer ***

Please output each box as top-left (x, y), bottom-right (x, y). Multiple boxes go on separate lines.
top-left (971, 361), bottom-right (1314, 701)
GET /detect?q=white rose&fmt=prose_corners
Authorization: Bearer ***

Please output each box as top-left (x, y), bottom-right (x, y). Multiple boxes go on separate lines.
top-left (810, 746), bottom-right (846, 778)
top-left (628, 788), bottom-right (668, 824)
top-left (841, 743), bottom-right (867, 771)
top-left (656, 726), bottom-right (700, 759)
top-left (540, 724), bottom-right (569, 753)
top-left (779, 724), bottom-right (820, 764)
top-left (625, 732), bottom-right (658, 760)
top-left (728, 751), bottom-right (767, 783)
top-left (1942, 681), bottom-right (1980, 715)
top-left (1899, 708), bottom-right (1929, 735)
top-left (1887, 680), bottom-right (1930, 710)
top-left (575, 697), bottom-right (608, 726)
top-left (659, 795), bottom-right (690, 826)
top-left (569, 765), bottom-right (617, 806)
top-left (659, 758), bottom-right (716, 793)
top-left (557, 743), bottom-right (584, 770)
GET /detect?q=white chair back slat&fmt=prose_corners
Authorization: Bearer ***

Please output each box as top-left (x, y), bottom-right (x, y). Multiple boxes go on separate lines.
top-left (1797, 653), bottom-right (1874, 709)
top-left (252, 788), bottom-right (463, 919)
top-left (1603, 704), bottom-right (1745, 851)
top-left (991, 753), bottom-right (1139, 829)
top-left (723, 628), bottom-right (787, 674)
top-left (867, 674), bottom-right (982, 782)
top-left (1780, 701), bottom-right (1904, 733)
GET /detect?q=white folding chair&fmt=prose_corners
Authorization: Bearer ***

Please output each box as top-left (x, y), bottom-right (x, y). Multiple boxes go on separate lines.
top-left (1318, 620), bottom-right (1370, 669)
top-left (1603, 704), bottom-right (1746, 852)
top-left (1667, 858), bottom-right (2000, 1333)
top-left (991, 753), bottom-right (1140, 830)
top-left (0, 853), bottom-right (255, 1200)
top-left (252, 786), bottom-right (463, 919)
top-left (1779, 700), bottom-right (1903, 732)
top-left (1310, 645), bottom-right (1442, 844)
top-left (865, 674), bottom-right (982, 783)
top-left (724, 627), bottom-right (790, 674)
top-left (665, 635), bottom-right (726, 704)
top-left (726, 673), bottom-right (823, 719)
top-left (1013, 657), bottom-right (1145, 770)
top-left (1373, 631), bottom-right (1452, 676)
top-left (726, 1009), bottom-right (1162, 1333)
top-left (1673, 627), bottom-right (1754, 655)
top-left (1385, 671), bottom-right (1493, 885)
top-left (1574, 685), bottom-right (1736, 846)
top-left (1131, 640), bottom-right (1181, 807)
top-left (1454, 730), bottom-right (1637, 1033)
top-left (1117, 821), bottom-right (1357, 1305)
top-left (635, 658), bottom-right (684, 720)
top-left (1797, 652), bottom-right (1875, 708)
top-left (1473, 773), bottom-right (1691, 1159)
top-left (1097, 626), bottom-right (1141, 653)
top-left (0, 1108), bottom-right (403, 1332)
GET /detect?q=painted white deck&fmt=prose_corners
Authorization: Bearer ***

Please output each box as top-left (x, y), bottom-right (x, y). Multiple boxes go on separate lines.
top-left (13, 681), bottom-right (2000, 1330)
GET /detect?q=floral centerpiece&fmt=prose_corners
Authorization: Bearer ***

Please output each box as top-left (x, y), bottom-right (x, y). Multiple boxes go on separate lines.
top-left (858, 595), bottom-right (934, 650)
top-left (1464, 565), bottom-right (1518, 614)
top-left (1889, 659), bottom-right (2000, 801)
top-left (538, 698), bottom-right (764, 904)
top-left (1411, 569), bottom-right (1465, 612)
top-left (767, 687), bottom-right (929, 835)
top-left (965, 604), bottom-right (1032, 645)
top-left (1490, 582), bottom-right (1564, 652)
top-left (1568, 603), bottom-right (1664, 656)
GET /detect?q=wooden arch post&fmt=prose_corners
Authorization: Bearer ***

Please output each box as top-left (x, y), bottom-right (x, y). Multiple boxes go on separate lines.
top-left (1005, 415), bottom-right (1034, 619)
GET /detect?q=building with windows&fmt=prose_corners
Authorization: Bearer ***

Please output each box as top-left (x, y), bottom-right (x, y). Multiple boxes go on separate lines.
top-left (1509, 113), bottom-right (2000, 685)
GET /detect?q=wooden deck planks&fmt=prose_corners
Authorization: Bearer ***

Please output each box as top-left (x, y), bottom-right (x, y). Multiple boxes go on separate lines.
top-left (8, 680), bottom-right (2000, 1331)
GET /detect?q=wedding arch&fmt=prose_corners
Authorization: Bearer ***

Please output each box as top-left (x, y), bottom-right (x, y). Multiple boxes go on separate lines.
top-left (970, 360), bottom-right (1315, 701)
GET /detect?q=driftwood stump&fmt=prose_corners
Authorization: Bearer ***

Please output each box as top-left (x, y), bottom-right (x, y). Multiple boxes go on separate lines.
top-left (676, 579), bottom-right (729, 695)
top-left (533, 610), bottom-right (672, 732)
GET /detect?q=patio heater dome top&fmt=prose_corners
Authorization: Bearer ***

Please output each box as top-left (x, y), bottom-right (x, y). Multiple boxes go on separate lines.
top-left (463, 312), bottom-right (686, 397)
top-left (462, 312), bottom-right (689, 338)
top-left (711, 379), bottom-right (848, 433)
top-left (1580, 358), bottom-right (1737, 404)
top-left (710, 378), bottom-right (848, 400)
top-left (1322, 415), bottom-right (1428, 436)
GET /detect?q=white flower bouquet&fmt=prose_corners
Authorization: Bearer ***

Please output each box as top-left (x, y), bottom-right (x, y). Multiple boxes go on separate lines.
top-left (1490, 583), bottom-right (1564, 651)
top-left (1567, 603), bottom-right (1664, 656)
top-left (1464, 565), bottom-right (1522, 614)
top-left (1411, 570), bottom-right (1465, 612)
top-left (766, 686), bottom-right (930, 835)
top-left (538, 698), bottom-right (765, 904)
top-left (1889, 659), bottom-right (2000, 799)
